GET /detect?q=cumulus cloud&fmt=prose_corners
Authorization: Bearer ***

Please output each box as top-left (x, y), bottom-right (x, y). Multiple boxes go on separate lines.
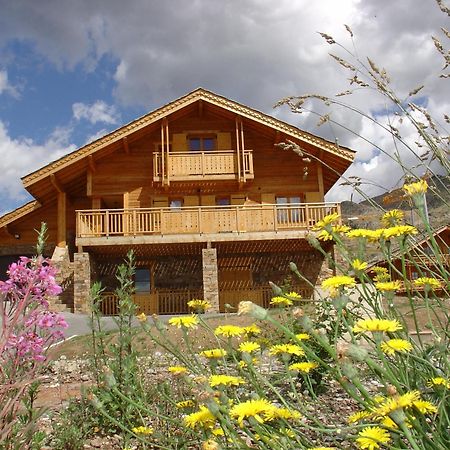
top-left (72, 100), bottom-right (119, 125)
top-left (0, 121), bottom-right (75, 204)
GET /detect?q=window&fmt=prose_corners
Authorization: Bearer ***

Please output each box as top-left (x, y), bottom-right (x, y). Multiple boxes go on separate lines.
top-left (188, 136), bottom-right (216, 151)
top-left (276, 196), bottom-right (302, 224)
top-left (169, 198), bottom-right (183, 210)
top-left (135, 268), bottom-right (150, 293)
top-left (216, 196), bottom-right (231, 206)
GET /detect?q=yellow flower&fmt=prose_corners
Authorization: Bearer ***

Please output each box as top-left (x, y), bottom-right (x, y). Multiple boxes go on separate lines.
top-left (312, 212), bottom-right (340, 230)
top-left (381, 225), bottom-right (418, 239)
top-left (428, 377), bottom-right (450, 389)
top-left (317, 230), bottom-right (334, 241)
top-left (347, 229), bottom-right (382, 241)
top-left (403, 179), bottom-right (428, 196)
top-left (270, 296), bottom-right (293, 306)
top-left (371, 266), bottom-right (388, 276)
top-left (308, 447), bottom-right (337, 450)
top-left (199, 348), bottom-right (227, 359)
top-left (375, 280), bottom-right (402, 292)
top-left (374, 391), bottom-right (420, 417)
top-left (202, 439), bottom-right (221, 450)
top-left (136, 312), bottom-right (147, 322)
top-left (243, 323), bottom-right (261, 335)
top-left (286, 291), bottom-right (302, 300)
top-left (413, 400), bottom-right (438, 414)
top-left (322, 275), bottom-right (356, 289)
top-left (229, 399), bottom-right (275, 426)
top-left (209, 375), bottom-right (245, 387)
top-left (184, 405), bottom-right (216, 429)
top-left (269, 344), bottom-right (305, 356)
top-left (176, 400), bottom-right (195, 408)
top-left (288, 362), bottom-right (318, 373)
top-left (380, 339), bottom-right (412, 355)
top-left (211, 428), bottom-right (224, 436)
top-left (381, 209), bottom-right (404, 227)
top-left (239, 341), bottom-right (260, 353)
top-left (295, 333), bottom-right (311, 340)
top-left (332, 224), bottom-right (351, 233)
top-left (264, 407), bottom-right (301, 421)
top-left (352, 259), bottom-right (368, 271)
top-left (356, 426), bottom-right (391, 450)
top-left (187, 299), bottom-right (212, 311)
top-left (353, 318), bottom-right (402, 333)
top-left (413, 277), bottom-right (442, 290)
top-left (131, 425), bottom-right (153, 435)
top-left (214, 324), bottom-right (244, 337)
top-left (168, 366), bottom-right (188, 375)
top-left (348, 410), bottom-right (371, 424)
top-left (168, 314), bottom-right (199, 329)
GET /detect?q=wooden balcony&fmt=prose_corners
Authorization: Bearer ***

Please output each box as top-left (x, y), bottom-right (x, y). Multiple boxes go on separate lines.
top-left (76, 202), bottom-right (340, 246)
top-left (153, 150), bottom-right (254, 183)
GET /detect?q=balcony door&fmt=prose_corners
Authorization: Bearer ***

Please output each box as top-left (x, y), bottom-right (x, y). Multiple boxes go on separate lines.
top-left (276, 196), bottom-right (302, 227)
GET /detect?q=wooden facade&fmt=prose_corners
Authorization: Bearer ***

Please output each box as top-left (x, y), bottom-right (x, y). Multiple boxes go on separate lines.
top-left (0, 89), bottom-right (355, 314)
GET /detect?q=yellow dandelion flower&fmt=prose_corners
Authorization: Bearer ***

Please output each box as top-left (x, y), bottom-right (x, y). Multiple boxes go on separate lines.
top-left (375, 280), bottom-right (402, 292)
top-left (317, 230), bottom-right (334, 241)
top-left (348, 410), bottom-right (371, 424)
top-left (199, 348), bottom-right (227, 359)
top-left (212, 428), bottom-right (224, 436)
top-left (243, 323), bottom-right (261, 335)
top-left (270, 296), bottom-right (293, 307)
top-left (202, 439), bottom-right (221, 450)
top-left (371, 266), bottom-right (388, 276)
top-left (374, 391), bottom-right (420, 417)
top-left (136, 312), bottom-right (147, 322)
top-left (184, 405), bottom-right (216, 429)
top-left (269, 344), bottom-right (305, 356)
top-left (187, 299), bottom-right (212, 311)
top-left (312, 212), bottom-right (340, 230)
top-left (286, 291), bottom-right (302, 300)
top-left (229, 399), bottom-right (275, 426)
top-left (176, 400), bottom-right (195, 408)
top-left (132, 425), bottom-right (153, 435)
top-left (322, 275), bottom-right (356, 289)
top-left (168, 314), bottom-right (199, 329)
top-left (413, 277), bottom-right (442, 290)
top-left (168, 366), bottom-right (188, 375)
top-left (288, 362), bottom-right (318, 373)
top-left (332, 224), bottom-right (351, 233)
top-left (428, 377), bottom-right (450, 389)
top-left (347, 229), bottom-right (381, 241)
top-left (209, 375), bottom-right (245, 387)
top-left (374, 273), bottom-right (391, 282)
top-left (295, 333), bottom-right (311, 340)
top-left (264, 407), bottom-right (301, 421)
top-left (403, 179), bottom-right (428, 196)
top-left (352, 259), bottom-right (368, 271)
top-left (356, 426), bottom-right (391, 450)
top-left (353, 318), bottom-right (402, 333)
top-left (381, 209), bottom-right (404, 227)
top-left (381, 225), bottom-right (418, 240)
top-left (380, 339), bottom-right (412, 355)
top-left (413, 400), bottom-right (438, 414)
top-left (215, 324), bottom-right (244, 337)
top-left (239, 341), bottom-right (260, 353)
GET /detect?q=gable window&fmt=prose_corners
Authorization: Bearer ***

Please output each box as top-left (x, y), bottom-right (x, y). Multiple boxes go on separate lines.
top-left (135, 268), bottom-right (151, 293)
top-left (188, 136), bottom-right (216, 151)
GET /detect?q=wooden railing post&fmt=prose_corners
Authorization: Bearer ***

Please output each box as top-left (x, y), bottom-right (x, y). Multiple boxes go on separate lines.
top-left (235, 206), bottom-right (239, 232)
top-left (198, 206), bottom-right (202, 233)
top-left (105, 210), bottom-right (109, 237)
top-left (305, 204), bottom-right (310, 229)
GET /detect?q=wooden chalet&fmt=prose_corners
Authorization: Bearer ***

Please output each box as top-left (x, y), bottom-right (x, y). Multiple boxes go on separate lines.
top-left (0, 88), bottom-right (355, 314)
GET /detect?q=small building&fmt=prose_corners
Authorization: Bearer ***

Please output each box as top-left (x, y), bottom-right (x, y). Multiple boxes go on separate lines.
top-left (0, 89), bottom-right (355, 314)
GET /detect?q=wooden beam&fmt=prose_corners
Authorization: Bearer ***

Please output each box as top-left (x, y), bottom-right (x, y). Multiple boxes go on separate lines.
top-left (123, 136), bottom-right (130, 154)
top-left (57, 191), bottom-right (67, 248)
top-left (198, 99), bottom-right (203, 117)
top-left (88, 155), bottom-right (96, 173)
top-left (50, 174), bottom-right (64, 193)
top-left (87, 169), bottom-right (93, 196)
top-left (318, 150), bottom-right (325, 200)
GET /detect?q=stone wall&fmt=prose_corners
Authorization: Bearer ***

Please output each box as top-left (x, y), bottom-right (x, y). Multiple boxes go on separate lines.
top-left (73, 252), bottom-right (92, 313)
top-left (202, 248), bottom-right (220, 313)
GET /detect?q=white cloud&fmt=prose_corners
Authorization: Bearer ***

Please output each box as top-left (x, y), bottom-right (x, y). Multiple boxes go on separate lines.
top-left (72, 100), bottom-right (119, 125)
top-left (0, 70), bottom-right (18, 97)
top-left (0, 121), bottom-right (75, 204)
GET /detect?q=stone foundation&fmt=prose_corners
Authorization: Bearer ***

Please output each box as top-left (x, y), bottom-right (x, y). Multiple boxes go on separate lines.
top-left (73, 252), bottom-right (92, 313)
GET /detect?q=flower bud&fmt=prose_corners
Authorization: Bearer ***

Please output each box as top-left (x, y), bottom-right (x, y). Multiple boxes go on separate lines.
top-left (347, 344), bottom-right (368, 362)
top-left (269, 281), bottom-right (283, 296)
top-left (289, 262), bottom-right (298, 272)
top-left (237, 301), bottom-right (268, 320)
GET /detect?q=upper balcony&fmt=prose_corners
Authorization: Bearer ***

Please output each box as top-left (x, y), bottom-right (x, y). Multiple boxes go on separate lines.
top-left (76, 202), bottom-right (341, 246)
top-left (153, 150), bottom-right (254, 184)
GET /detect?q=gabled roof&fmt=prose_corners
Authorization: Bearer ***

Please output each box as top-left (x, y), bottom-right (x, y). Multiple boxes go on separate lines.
top-left (22, 88), bottom-right (355, 188)
top-left (0, 200), bottom-right (41, 228)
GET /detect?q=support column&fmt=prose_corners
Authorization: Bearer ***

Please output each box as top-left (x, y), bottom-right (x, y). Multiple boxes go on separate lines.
top-left (57, 192), bottom-right (67, 247)
top-left (73, 252), bottom-right (92, 313)
top-left (202, 248), bottom-right (220, 313)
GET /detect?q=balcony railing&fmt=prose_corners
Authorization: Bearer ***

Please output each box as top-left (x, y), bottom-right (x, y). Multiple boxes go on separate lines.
top-left (76, 202), bottom-right (340, 239)
top-left (153, 149), bottom-right (254, 182)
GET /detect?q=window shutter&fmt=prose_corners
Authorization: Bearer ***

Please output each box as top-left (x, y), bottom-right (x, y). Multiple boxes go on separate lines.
top-left (217, 132), bottom-right (231, 150)
top-left (152, 196), bottom-right (169, 207)
top-left (231, 194), bottom-right (246, 205)
top-left (172, 133), bottom-right (187, 152)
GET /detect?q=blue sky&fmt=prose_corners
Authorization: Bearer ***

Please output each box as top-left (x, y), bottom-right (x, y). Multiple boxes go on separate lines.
top-left (0, 0), bottom-right (448, 214)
